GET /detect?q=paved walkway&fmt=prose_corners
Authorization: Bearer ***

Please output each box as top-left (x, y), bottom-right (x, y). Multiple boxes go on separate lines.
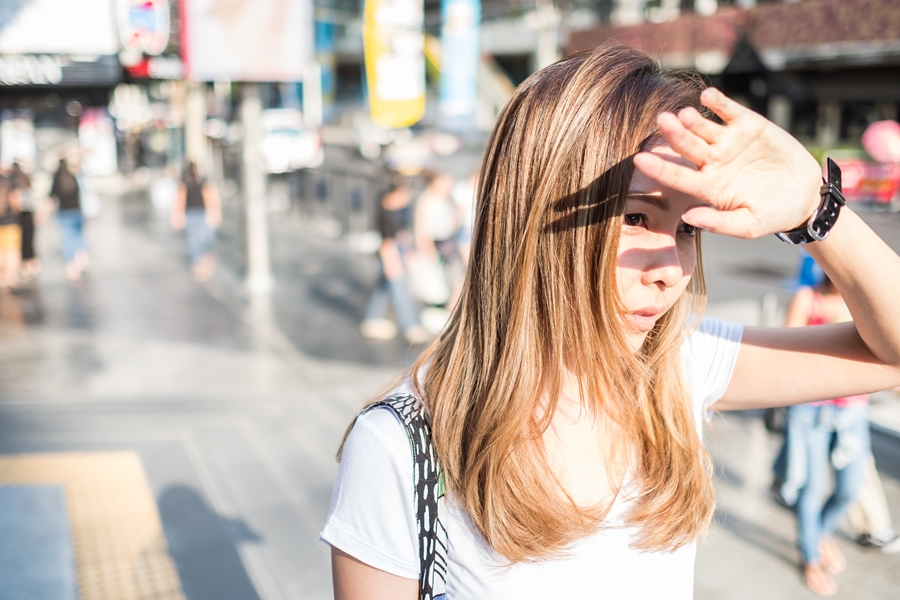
top-left (0, 175), bottom-right (898, 599)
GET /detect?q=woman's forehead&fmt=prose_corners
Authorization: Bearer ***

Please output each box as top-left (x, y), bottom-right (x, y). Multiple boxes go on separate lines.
top-left (628, 146), bottom-right (697, 195)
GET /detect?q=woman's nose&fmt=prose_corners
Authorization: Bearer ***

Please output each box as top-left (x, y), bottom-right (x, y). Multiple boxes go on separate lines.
top-left (640, 240), bottom-right (684, 289)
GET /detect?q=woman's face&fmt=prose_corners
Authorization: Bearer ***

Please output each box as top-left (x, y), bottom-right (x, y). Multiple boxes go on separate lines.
top-left (616, 145), bottom-right (705, 350)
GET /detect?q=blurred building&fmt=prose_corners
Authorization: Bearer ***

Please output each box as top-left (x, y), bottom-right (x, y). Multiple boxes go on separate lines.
top-left (567, 0), bottom-right (900, 148)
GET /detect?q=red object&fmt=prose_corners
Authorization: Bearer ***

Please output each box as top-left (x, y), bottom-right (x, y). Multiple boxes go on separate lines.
top-left (833, 158), bottom-right (900, 204)
top-left (862, 120), bottom-right (900, 165)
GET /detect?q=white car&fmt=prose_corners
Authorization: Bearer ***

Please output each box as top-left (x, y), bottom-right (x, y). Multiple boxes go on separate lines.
top-left (260, 108), bottom-right (324, 173)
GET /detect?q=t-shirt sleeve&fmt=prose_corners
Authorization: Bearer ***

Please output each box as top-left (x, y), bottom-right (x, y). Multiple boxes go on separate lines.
top-left (320, 407), bottom-right (419, 580)
top-left (685, 317), bottom-right (744, 420)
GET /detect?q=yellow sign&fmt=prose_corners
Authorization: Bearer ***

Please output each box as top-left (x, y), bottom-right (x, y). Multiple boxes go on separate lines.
top-left (363, 0), bottom-right (425, 128)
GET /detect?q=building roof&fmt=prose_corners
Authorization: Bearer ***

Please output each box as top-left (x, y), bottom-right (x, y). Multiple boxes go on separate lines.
top-left (566, 0), bottom-right (900, 73)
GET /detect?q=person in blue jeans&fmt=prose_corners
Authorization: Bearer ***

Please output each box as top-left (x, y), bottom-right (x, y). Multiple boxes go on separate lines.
top-left (50, 159), bottom-right (88, 281)
top-left (170, 162), bottom-right (221, 281)
top-left (360, 175), bottom-right (428, 345)
top-left (780, 275), bottom-right (870, 596)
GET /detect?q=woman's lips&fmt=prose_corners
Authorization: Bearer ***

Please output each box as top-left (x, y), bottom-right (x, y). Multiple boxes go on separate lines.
top-left (624, 308), bottom-right (665, 332)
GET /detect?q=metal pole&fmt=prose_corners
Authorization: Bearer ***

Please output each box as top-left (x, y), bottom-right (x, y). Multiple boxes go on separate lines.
top-left (185, 81), bottom-right (208, 175)
top-left (242, 83), bottom-right (273, 295)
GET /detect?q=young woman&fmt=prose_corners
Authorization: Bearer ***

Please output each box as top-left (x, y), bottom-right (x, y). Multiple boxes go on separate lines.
top-left (50, 158), bottom-right (89, 282)
top-left (322, 44), bottom-right (900, 599)
top-left (170, 162), bottom-right (221, 281)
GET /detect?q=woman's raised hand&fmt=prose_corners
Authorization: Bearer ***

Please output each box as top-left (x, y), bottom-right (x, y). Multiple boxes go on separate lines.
top-left (633, 88), bottom-right (823, 240)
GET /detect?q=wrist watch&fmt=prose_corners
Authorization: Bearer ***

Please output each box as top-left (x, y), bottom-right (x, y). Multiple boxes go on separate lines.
top-left (775, 158), bottom-right (845, 245)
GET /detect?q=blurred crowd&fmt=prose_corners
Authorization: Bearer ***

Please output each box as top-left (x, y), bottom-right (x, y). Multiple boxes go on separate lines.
top-left (361, 167), bottom-right (476, 344)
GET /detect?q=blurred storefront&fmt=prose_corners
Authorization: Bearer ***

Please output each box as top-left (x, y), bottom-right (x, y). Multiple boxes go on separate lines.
top-left (567, 0), bottom-right (900, 148)
top-left (0, 0), bottom-right (123, 176)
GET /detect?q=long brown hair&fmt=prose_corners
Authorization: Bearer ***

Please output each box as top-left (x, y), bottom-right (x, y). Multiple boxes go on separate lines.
top-left (351, 43), bottom-right (713, 561)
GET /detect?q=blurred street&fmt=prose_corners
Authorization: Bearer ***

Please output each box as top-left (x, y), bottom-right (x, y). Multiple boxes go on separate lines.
top-left (0, 151), bottom-right (899, 599)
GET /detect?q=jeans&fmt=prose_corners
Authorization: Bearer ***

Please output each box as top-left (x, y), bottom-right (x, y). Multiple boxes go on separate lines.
top-left (364, 263), bottom-right (419, 333)
top-left (58, 209), bottom-right (85, 262)
top-left (185, 208), bottom-right (214, 265)
top-left (787, 403), bottom-right (869, 563)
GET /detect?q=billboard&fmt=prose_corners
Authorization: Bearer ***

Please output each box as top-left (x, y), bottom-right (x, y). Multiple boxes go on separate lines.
top-left (439, 0), bottom-right (480, 130)
top-left (0, 0), bottom-right (119, 55)
top-left (363, 0), bottom-right (426, 128)
top-left (181, 0), bottom-right (314, 82)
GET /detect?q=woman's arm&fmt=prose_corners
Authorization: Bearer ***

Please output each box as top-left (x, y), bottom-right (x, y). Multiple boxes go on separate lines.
top-left (332, 547), bottom-right (417, 600)
top-left (202, 182), bottom-right (222, 229)
top-left (170, 184), bottom-right (187, 230)
top-left (634, 88), bottom-right (900, 409)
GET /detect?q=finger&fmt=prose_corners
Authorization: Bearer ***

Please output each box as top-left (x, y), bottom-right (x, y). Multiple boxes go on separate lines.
top-left (683, 205), bottom-right (755, 239)
top-left (677, 107), bottom-right (723, 145)
top-left (655, 112), bottom-right (711, 167)
top-left (700, 88), bottom-right (747, 124)
top-left (633, 151), bottom-right (705, 198)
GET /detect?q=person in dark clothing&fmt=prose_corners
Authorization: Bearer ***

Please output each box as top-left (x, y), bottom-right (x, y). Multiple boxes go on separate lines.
top-left (50, 158), bottom-right (88, 281)
top-left (0, 165), bottom-right (22, 288)
top-left (12, 163), bottom-right (39, 280)
top-left (360, 174), bottom-right (428, 344)
top-left (170, 162), bottom-right (221, 281)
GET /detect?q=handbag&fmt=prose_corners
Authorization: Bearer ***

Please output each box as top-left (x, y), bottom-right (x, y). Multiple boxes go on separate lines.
top-left (356, 394), bottom-right (448, 600)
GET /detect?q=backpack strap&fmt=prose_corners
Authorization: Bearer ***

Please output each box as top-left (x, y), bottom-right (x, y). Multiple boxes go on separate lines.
top-left (359, 394), bottom-right (448, 600)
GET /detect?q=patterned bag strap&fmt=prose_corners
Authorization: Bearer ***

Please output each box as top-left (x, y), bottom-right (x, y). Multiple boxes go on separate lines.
top-left (359, 394), bottom-right (448, 600)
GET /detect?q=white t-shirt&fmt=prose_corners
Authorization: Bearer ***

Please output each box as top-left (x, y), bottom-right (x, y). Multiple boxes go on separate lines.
top-left (321, 317), bottom-right (743, 599)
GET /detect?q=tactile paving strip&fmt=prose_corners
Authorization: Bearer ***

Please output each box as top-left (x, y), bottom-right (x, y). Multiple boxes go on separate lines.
top-left (0, 452), bottom-right (185, 600)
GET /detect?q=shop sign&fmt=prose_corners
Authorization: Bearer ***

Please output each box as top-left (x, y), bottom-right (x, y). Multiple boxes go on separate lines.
top-left (0, 54), bottom-right (121, 86)
top-left (0, 55), bottom-right (63, 85)
top-left (124, 55), bottom-right (183, 79)
top-left (118, 0), bottom-right (171, 57)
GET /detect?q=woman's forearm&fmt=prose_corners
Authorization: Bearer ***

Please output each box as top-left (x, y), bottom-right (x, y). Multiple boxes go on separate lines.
top-left (807, 208), bottom-right (900, 367)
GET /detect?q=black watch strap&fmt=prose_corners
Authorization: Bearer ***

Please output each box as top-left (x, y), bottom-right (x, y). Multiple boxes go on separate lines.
top-left (775, 158), bottom-right (846, 245)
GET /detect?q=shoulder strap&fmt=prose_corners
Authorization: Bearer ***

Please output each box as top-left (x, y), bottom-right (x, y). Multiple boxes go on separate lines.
top-left (359, 394), bottom-right (448, 600)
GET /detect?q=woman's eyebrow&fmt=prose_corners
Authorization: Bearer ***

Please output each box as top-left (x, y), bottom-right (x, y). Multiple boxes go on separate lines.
top-left (626, 193), bottom-right (670, 209)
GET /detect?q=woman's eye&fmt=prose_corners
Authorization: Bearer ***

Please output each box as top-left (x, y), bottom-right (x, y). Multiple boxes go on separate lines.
top-left (624, 213), bottom-right (647, 228)
top-left (680, 223), bottom-right (699, 237)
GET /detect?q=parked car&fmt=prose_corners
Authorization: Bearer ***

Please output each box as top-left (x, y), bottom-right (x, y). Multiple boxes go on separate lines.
top-left (260, 108), bottom-right (324, 173)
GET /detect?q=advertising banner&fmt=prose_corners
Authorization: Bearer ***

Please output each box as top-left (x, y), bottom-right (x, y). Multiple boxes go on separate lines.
top-left (439, 0), bottom-right (480, 130)
top-left (363, 0), bottom-right (425, 128)
top-left (181, 0), bottom-right (314, 82)
top-left (0, 0), bottom-right (118, 55)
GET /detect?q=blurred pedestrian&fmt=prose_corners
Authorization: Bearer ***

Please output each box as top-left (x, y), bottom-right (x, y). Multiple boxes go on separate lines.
top-left (452, 172), bottom-right (477, 267)
top-left (12, 163), bottom-right (40, 280)
top-left (846, 456), bottom-right (900, 553)
top-left (50, 158), bottom-right (88, 281)
top-left (779, 275), bottom-right (870, 596)
top-left (414, 170), bottom-right (457, 266)
top-left (0, 164), bottom-right (22, 289)
top-left (360, 174), bottom-right (428, 344)
top-left (410, 170), bottom-right (456, 329)
top-left (170, 162), bottom-right (221, 281)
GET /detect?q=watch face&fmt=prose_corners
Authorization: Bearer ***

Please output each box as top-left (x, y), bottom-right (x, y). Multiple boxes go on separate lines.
top-left (827, 157), bottom-right (842, 191)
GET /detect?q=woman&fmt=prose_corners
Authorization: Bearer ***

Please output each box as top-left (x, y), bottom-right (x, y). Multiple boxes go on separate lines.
top-left (12, 163), bottom-right (40, 280)
top-left (323, 44), bottom-right (900, 599)
top-left (50, 158), bottom-right (88, 281)
top-left (360, 174), bottom-right (428, 344)
top-left (170, 162), bottom-right (221, 281)
top-left (778, 276), bottom-right (872, 595)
